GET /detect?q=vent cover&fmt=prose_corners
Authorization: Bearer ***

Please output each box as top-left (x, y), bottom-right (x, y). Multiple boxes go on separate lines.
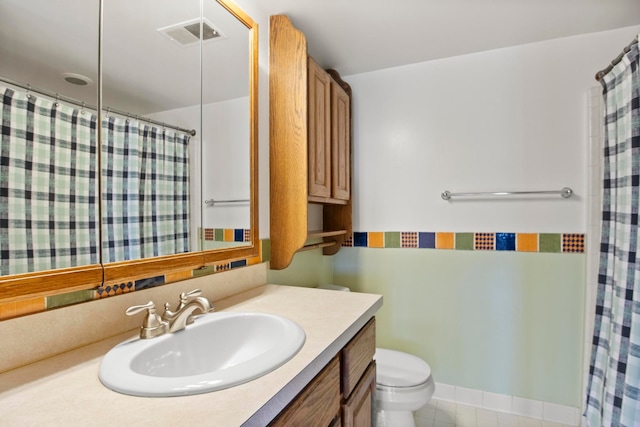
top-left (158, 18), bottom-right (226, 46)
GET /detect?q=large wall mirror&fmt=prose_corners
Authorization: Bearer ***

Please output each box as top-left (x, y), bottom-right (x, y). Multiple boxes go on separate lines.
top-left (0, 0), bottom-right (259, 303)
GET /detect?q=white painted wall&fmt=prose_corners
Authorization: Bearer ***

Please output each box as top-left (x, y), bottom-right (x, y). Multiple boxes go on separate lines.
top-left (148, 96), bottom-right (251, 248)
top-left (346, 25), bottom-right (640, 233)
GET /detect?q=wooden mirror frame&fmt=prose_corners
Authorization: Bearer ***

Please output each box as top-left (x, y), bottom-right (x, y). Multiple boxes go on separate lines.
top-left (0, 0), bottom-right (259, 305)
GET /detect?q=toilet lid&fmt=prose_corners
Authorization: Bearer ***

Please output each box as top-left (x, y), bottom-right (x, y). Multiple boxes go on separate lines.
top-left (375, 348), bottom-right (432, 387)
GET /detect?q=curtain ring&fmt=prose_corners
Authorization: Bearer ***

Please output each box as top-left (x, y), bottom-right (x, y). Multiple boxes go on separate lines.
top-left (105, 108), bottom-right (110, 119)
top-left (81, 102), bottom-right (85, 114)
top-left (26, 84), bottom-right (32, 100)
top-left (54, 93), bottom-right (60, 108)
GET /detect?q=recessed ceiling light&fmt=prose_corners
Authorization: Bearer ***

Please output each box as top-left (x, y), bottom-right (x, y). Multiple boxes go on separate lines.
top-left (61, 73), bottom-right (93, 86)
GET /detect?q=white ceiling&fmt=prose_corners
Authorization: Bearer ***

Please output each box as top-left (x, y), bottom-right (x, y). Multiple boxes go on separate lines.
top-left (0, 0), bottom-right (250, 115)
top-left (1, 0), bottom-right (638, 116)
top-left (250, 0), bottom-right (640, 76)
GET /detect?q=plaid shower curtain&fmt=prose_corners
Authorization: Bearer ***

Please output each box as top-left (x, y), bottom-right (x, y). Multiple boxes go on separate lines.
top-left (585, 37), bottom-right (640, 427)
top-left (1, 84), bottom-right (190, 273)
top-left (0, 85), bottom-right (99, 275)
top-left (101, 116), bottom-right (190, 263)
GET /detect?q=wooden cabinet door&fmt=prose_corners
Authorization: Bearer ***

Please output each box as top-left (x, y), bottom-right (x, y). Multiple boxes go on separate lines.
top-left (342, 361), bottom-right (376, 427)
top-left (270, 357), bottom-right (341, 427)
top-left (331, 80), bottom-right (350, 201)
top-left (308, 56), bottom-right (332, 198)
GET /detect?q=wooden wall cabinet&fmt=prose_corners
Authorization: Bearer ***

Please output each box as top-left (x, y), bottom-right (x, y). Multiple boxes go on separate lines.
top-left (270, 15), bottom-right (352, 270)
top-left (270, 318), bottom-right (377, 427)
top-left (308, 57), bottom-right (351, 203)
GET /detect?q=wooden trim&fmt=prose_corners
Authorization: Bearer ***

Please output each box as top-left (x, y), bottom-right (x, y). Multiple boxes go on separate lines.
top-left (269, 15), bottom-right (309, 270)
top-left (308, 195), bottom-right (348, 205)
top-left (297, 241), bottom-right (336, 253)
top-left (307, 229), bottom-right (347, 239)
top-left (103, 253), bottom-right (204, 284)
top-left (0, 265), bottom-right (103, 304)
top-left (202, 244), bottom-right (259, 266)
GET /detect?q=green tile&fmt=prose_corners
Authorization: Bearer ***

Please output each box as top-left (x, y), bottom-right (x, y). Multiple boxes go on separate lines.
top-left (384, 232), bottom-right (401, 248)
top-left (539, 233), bottom-right (561, 253)
top-left (46, 290), bottom-right (95, 310)
top-left (192, 265), bottom-right (217, 277)
top-left (456, 232), bottom-right (475, 250)
top-left (262, 239), bottom-right (271, 262)
top-left (215, 228), bottom-right (224, 241)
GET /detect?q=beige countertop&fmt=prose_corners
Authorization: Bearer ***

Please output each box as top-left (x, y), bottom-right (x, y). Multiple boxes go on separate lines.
top-left (0, 284), bottom-right (382, 426)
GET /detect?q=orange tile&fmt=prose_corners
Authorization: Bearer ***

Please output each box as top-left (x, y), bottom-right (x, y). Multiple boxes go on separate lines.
top-left (436, 232), bottom-right (455, 249)
top-left (517, 233), bottom-right (538, 252)
top-left (0, 297), bottom-right (45, 320)
top-left (368, 232), bottom-right (384, 248)
top-left (223, 229), bottom-right (235, 242)
top-left (246, 255), bottom-right (262, 266)
top-left (165, 269), bottom-right (193, 284)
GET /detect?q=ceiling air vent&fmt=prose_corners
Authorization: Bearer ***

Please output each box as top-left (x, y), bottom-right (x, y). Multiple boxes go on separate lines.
top-left (158, 18), bottom-right (226, 46)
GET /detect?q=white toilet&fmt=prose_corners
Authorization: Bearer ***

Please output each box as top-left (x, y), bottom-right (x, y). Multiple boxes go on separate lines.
top-left (374, 347), bottom-right (435, 427)
top-left (316, 285), bottom-right (435, 427)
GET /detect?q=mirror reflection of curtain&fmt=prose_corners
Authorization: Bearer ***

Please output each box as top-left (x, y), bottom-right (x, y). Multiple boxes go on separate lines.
top-left (0, 85), bottom-right (99, 275)
top-left (101, 117), bottom-right (190, 263)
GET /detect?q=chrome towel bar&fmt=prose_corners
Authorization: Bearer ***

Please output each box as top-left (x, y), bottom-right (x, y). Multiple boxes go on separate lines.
top-left (204, 198), bottom-right (250, 206)
top-left (441, 187), bottom-right (573, 200)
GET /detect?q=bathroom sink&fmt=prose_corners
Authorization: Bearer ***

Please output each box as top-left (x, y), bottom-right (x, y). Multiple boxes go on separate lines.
top-left (99, 312), bottom-right (306, 397)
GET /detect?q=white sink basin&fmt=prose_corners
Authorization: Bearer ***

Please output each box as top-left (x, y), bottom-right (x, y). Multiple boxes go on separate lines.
top-left (99, 312), bottom-right (306, 397)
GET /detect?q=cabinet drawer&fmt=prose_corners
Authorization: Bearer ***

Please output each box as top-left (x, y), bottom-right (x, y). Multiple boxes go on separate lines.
top-left (341, 318), bottom-right (376, 398)
top-left (270, 357), bottom-right (341, 427)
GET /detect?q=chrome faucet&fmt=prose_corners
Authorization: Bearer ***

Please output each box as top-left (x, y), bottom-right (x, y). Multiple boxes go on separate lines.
top-left (161, 289), bottom-right (215, 333)
top-left (126, 289), bottom-right (214, 339)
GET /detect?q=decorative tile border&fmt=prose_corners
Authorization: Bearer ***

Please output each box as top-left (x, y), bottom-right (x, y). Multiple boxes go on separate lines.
top-left (343, 231), bottom-right (584, 253)
top-left (201, 228), bottom-right (251, 242)
top-left (0, 239), bottom-right (265, 320)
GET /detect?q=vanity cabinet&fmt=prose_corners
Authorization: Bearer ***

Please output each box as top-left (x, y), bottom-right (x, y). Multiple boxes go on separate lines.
top-left (270, 318), bottom-right (376, 427)
top-left (271, 357), bottom-right (342, 427)
top-left (270, 14), bottom-right (353, 270)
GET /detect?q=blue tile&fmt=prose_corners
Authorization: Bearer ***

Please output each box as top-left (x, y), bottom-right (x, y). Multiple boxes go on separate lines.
top-left (230, 259), bottom-right (247, 269)
top-left (234, 229), bottom-right (244, 242)
top-left (496, 233), bottom-right (516, 251)
top-left (419, 232), bottom-right (436, 248)
top-left (353, 232), bottom-right (368, 247)
top-left (135, 275), bottom-right (165, 290)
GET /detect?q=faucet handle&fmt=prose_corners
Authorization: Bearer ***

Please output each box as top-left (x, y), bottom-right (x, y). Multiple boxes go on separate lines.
top-left (126, 301), bottom-right (167, 339)
top-left (126, 301), bottom-right (156, 316)
top-left (180, 289), bottom-right (202, 304)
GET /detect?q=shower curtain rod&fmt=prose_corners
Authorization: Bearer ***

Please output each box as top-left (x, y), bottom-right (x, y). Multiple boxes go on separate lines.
top-left (0, 76), bottom-right (197, 137)
top-left (595, 37), bottom-right (639, 81)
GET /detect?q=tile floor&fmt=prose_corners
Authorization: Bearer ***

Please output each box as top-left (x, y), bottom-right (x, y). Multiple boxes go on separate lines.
top-left (414, 399), bottom-right (576, 427)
